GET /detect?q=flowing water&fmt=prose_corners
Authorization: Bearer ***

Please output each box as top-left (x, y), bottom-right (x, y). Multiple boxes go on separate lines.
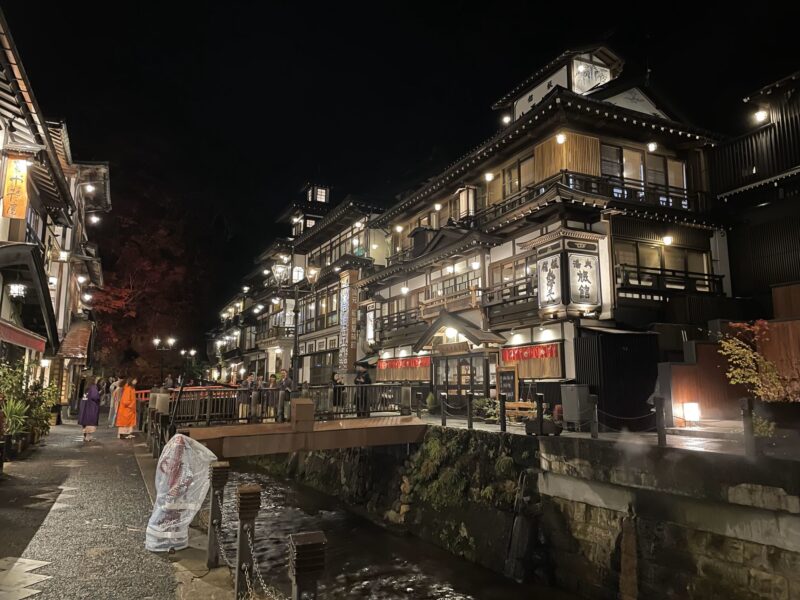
top-left (220, 470), bottom-right (573, 599)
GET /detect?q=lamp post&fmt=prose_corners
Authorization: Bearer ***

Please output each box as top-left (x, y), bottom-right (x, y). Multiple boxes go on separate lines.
top-left (152, 336), bottom-right (177, 383)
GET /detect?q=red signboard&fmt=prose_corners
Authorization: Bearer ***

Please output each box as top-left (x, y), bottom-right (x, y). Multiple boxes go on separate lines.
top-left (377, 356), bottom-right (431, 370)
top-left (501, 343), bottom-right (558, 363)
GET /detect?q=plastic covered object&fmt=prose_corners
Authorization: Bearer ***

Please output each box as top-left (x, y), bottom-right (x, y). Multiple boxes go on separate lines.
top-left (145, 433), bottom-right (217, 552)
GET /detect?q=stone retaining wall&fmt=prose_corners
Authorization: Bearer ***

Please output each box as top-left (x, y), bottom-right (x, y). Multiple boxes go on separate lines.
top-left (237, 427), bottom-right (800, 599)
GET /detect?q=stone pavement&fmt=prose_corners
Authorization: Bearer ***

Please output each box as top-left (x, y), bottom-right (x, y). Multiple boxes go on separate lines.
top-left (0, 423), bottom-right (176, 599)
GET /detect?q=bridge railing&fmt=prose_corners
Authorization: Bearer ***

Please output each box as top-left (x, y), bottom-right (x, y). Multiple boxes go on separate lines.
top-left (304, 384), bottom-right (403, 420)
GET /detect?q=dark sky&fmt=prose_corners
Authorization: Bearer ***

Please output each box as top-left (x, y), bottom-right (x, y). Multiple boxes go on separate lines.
top-left (3, 1), bottom-right (798, 338)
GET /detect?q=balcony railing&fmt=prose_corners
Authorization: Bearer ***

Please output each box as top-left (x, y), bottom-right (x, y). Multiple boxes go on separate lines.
top-left (482, 276), bottom-right (538, 306)
top-left (256, 325), bottom-right (295, 342)
top-left (476, 171), bottom-right (706, 229)
top-left (615, 264), bottom-right (723, 295)
top-left (420, 284), bottom-right (480, 319)
top-left (386, 248), bottom-right (413, 266)
top-left (376, 307), bottom-right (424, 333)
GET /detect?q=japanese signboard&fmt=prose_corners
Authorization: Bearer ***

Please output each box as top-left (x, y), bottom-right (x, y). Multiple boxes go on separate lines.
top-left (501, 343), bottom-right (562, 379)
top-left (513, 66), bottom-right (568, 120)
top-left (568, 253), bottom-right (600, 305)
top-left (377, 355), bottom-right (431, 382)
top-left (537, 255), bottom-right (562, 308)
top-left (2, 157), bottom-right (29, 219)
top-left (338, 270), bottom-right (359, 373)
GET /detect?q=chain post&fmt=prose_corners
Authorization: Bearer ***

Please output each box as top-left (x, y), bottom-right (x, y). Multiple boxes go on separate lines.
top-left (207, 461), bottom-right (230, 568)
top-left (234, 483), bottom-right (261, 599)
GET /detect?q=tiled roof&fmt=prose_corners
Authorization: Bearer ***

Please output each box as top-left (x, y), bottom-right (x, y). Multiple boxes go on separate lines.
top-left (58, 319), bottom-right (93, 360)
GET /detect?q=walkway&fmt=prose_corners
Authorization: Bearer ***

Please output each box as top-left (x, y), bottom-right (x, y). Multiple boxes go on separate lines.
top-left (0, 423), bottom-right (176, 600)
top-left (422, 415), bottom-right (800, 461)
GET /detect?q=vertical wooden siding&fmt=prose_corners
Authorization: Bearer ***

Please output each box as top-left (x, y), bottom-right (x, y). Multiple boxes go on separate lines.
top-left (533, 133), bottom-right (600, 182)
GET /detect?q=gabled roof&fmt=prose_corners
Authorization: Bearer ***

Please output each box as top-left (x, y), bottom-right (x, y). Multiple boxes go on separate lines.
top-left (58, 318), bottom-right (94, 361)
top-left (491, 45), bottom-right (624, 110)
top-left (412, 311), bottom-right (505, 354)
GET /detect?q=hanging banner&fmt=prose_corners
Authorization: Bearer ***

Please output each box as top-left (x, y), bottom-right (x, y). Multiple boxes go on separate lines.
top-left (2, 157), bottom-right (29, 219)
top-left (377, 355), bottom-right (431, 382)
top-left (501, 343), bottom-right (562, 379)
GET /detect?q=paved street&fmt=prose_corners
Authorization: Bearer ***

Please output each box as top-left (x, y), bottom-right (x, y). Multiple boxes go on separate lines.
top-left (0, 423), bottom-right (176, 600)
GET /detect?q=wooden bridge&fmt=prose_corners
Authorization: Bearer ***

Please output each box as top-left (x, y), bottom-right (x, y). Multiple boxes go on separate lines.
top-left (143, 384), bottom-right (428, 459)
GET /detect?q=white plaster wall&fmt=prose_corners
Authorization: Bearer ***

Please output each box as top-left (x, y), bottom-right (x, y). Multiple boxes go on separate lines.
top-left (490, 240), bottom-right (514, 262)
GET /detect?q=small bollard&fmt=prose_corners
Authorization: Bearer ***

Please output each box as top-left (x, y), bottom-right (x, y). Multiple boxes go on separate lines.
top-left (235, 483), bottom-right (262, 599)
top-left (499, 393), bottom-right (507, 433)
top-left (207, 461), bottom-right (230, 569)
top-left (466, 392), bottom-right (474, 430)
top-left (654, 396), bottom-right (667, 447)
top-left (588, 394), bottom-right (599, 439)
top-left (416, 392), bottom-right (423, 418)
top-left (741, 397), bottom-right (757, 458)
top-left (288, 531), bottom-right (326, 600)
top-left (440, 392), bottom-right (447, 426)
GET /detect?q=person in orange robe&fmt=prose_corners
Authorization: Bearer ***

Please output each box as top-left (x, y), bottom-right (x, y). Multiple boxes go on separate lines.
top-left (115, 378), bottom-right (138, 439)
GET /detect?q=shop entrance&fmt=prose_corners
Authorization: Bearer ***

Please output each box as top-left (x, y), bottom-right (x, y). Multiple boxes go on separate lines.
top-left (432, 354), bottom-right (489, 410)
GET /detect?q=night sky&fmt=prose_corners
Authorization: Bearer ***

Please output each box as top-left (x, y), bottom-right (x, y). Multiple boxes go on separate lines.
top-left (3, 1), bottom-right (798, 340)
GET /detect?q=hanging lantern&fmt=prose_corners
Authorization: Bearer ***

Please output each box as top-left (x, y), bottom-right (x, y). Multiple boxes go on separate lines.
top-left (8, 283), bottom-right (27, 299)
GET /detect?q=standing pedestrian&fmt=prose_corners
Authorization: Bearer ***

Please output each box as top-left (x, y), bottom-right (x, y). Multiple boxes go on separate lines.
top-left (278, 368), bottom-right (293, 422)
top-left (354, 363), bottom-right (371, 417)
top-left (163, 374), bottom-right (174, 389)
top-left (115, 378), bottom-right (138, 439)
top-left (108, 377), bottom-right (122, 427)
top-left (77, 377), bottom-right (101, 442)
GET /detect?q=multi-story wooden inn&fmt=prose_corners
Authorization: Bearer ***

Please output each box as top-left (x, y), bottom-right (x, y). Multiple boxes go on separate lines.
top-left (359, 46), bottom-right (735, 424)
top-left (209, 184), bottom-right (385, 385)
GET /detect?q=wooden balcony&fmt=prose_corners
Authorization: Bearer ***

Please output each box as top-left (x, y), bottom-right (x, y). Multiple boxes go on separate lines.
top-left (615, 264), bottom-right (723, 297)
top-left (420, 285), bottom-right (480, 320)
top-left (482, 276), bottom-right (540, 327)
top-left (256, 325), bottom-right (295, 343)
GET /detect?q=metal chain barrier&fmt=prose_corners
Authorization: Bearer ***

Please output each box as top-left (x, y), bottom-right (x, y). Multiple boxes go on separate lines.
top-left (241, 562), bottom-right (256, 600)
top-left (213, 491), bottom-right (235, 569)
top-left (247, 528), bottom-right (285, 599)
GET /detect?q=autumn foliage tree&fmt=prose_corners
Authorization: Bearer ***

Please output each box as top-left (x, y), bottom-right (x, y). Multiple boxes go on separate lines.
top-left (718, 320), bottom-right (800, 403)
top-left (90, 170), bottom-right (210, 383)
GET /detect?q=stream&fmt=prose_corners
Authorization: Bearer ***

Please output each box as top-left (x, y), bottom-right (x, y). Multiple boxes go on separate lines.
top-left (219, 470), bottom-right (574, 599)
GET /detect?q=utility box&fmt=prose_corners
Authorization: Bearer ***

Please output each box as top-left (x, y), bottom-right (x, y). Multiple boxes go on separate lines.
top-left (561, 383), bottom-right (591, 429)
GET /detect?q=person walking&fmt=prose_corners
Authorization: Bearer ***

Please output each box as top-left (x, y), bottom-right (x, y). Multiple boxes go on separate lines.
top-left (108, 377), bottom-right (122, 427)
top-left (354, 363), bottom-right (371, 417)
top-left (115, 378), bottom-right (138, 439)
top-left (77, 377), bottom-right (101, 442)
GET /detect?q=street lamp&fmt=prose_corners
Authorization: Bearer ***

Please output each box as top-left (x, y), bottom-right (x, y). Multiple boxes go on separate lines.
top-left (153, 335), bottom-right (177, 383)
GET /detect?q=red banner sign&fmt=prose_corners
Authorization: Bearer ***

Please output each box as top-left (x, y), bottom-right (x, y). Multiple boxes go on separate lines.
top-left (501, 343), bottom-right (558, 363)
top-left (377, 356), bottom-right (431, 370)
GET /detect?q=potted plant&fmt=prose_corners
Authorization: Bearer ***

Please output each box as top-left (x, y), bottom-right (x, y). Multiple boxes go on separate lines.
top-left (2, 397), bottom-right (28, 458)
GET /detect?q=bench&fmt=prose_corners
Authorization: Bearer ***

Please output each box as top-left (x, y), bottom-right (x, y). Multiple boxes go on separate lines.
top-left (504, 401), bottom-right (536, 421)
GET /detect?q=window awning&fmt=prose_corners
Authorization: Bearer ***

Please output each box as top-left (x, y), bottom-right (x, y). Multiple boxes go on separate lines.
top-left (57, 319), bottom-right (94, 363)
top-left (0, 242), bottom-right (59, 351)
top-left (0, 318), bottom-right (46, 353)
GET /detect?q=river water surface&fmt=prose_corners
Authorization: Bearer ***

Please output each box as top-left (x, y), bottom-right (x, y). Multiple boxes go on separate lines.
top-left (220, 471), bottom-right (574, 599)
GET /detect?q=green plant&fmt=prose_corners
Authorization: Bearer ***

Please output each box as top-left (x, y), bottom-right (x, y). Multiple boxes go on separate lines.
top-left (27, 383), bottom-right (58, 436)
top-left (1, 397), bottom-right (28, 436)
top-left (753, 414), bottom-right (776, 438)
top-left (718, 320), bottom-right (800, 403)
top-left (425, 391), bottom-right (439, 413)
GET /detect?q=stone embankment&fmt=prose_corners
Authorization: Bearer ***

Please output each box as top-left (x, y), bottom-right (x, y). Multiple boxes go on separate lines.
top-left (238, 427), bottom-right (800, 599)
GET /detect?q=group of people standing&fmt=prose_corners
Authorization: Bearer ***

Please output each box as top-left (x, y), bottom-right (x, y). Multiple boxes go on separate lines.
top-left (77, 376), bottom-right (138, 441)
